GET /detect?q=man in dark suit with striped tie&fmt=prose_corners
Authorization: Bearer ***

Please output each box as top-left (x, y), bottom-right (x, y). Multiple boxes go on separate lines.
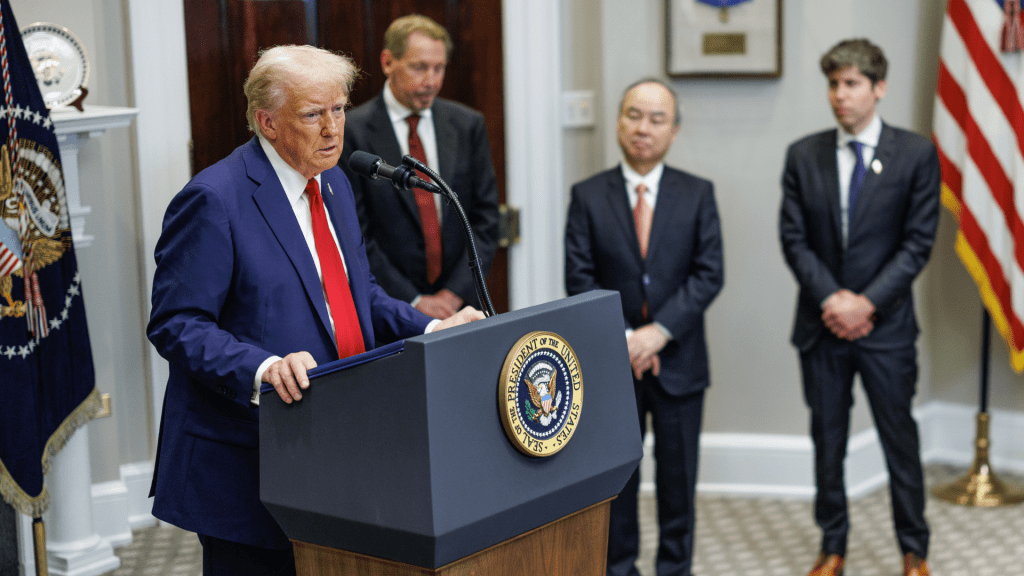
top-left (779, 39), bottom-right (940, 576)
top-left (565, 78), bottom-right (724, 576)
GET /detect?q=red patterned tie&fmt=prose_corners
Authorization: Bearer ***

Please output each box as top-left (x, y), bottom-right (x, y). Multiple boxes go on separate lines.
top-left (406, 114), bottom-right (443, 284)
top-left (306, 178), bottom-right (365, 359)
top-left (633, 183), bottom-right (652, 258)
top-left (633, 183), bottom-right (653, 320)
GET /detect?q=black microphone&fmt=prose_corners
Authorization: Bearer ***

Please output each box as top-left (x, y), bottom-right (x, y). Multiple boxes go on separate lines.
top-left (348, 151), bottom-right (441, 193)
top-left (400, 155), bottom-right (496, 318)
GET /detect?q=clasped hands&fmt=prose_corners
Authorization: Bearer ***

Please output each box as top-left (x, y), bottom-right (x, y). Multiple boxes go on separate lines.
top-left (822, 289), bottom-right (875, 341)
top-left (627, 324), bottom-right (669, 380)
top-left (415, 289), bottom-right (463, 319)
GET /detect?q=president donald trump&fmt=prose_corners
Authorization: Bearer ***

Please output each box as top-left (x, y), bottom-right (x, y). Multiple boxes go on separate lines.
top-left (147, 45), bottom-right (481, 575)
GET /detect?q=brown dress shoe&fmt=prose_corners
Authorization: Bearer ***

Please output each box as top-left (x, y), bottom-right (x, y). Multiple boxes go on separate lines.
top-left (806, 553), bottom-right (844, 576)
top-left (904, 553), bottom-right (931, 576)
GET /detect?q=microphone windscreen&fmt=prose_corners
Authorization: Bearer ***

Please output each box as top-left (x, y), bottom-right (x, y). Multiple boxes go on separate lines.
top-left (348, 151), bottom-right (380, 177)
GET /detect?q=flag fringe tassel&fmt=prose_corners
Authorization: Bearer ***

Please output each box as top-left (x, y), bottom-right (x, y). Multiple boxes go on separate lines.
top-left (0, 387), bottom-right (102, 517)
top-left (942, 184), bottom-right (1024, 373)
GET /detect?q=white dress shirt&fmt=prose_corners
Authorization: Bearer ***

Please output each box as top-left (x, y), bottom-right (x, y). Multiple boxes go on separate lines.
top-left (622, 161), bottom-right (664, 212)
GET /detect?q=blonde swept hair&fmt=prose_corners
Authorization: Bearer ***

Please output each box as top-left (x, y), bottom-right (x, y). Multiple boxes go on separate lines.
top-left (383, 14), bottom-right (453, 59)
top-left (244, 45), bottom-right (358, 136)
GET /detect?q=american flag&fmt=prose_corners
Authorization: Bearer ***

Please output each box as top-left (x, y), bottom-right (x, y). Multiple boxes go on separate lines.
top-left (934, 0), bottom-right (1024, 372)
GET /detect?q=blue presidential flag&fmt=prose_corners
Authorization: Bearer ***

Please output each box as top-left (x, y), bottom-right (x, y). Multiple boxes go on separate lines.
top-left (0, 0), bottom-right (98, 517)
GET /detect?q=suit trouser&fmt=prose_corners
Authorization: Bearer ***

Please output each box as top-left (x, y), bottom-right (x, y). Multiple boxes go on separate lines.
top-left (799, 337), bottom-right (928, 558)
top-left (607, 373), bottom-right (704, 576)
top-left (199, 534), bottom-right (296, 576)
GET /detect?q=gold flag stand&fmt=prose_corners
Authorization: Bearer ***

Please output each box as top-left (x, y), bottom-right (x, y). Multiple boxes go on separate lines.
top-left (33, 517), bottom-right (48, 576)
top-left (931, 412), bottom-right (1024, 506)
top-left (931, 309), bottom-right (1024, 507)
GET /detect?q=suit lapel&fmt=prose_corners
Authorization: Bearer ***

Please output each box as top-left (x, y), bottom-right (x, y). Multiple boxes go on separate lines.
top-left (245, 140), bottom-right (334, 340)
top-left (605, 167), bottom-right (643, 262)
top-left (433, 102), bottom-right (457, 185)
top-left (369, 95), bottom-right (423, 227)
top-left (432, 102), bottom-right (458, 233)
top-left (816, 131), bottom-right (843, 247)
top-left (849, 123), bottom-right (895, 228)
top-left (648, 169), bottom-right (681, 263)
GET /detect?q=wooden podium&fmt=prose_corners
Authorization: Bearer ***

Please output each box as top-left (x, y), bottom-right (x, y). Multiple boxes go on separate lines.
top-left (259, 291), bottom-right (642, 575)
top-left (292, 500), bottom-right (611, 576)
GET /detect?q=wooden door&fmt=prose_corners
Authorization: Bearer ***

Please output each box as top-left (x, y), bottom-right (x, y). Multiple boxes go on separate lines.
top-left (183, 0), bottom-right (508, 312)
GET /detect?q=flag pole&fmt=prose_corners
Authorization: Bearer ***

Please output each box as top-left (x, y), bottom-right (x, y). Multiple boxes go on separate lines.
top-left (32, 516), bottom-right (47, 576)
top-left (932, 308), bottom-right (1024, 506)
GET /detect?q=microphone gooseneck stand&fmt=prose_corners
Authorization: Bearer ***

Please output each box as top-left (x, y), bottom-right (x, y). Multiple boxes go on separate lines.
top-left (401, 155), bottom-right (496, 318)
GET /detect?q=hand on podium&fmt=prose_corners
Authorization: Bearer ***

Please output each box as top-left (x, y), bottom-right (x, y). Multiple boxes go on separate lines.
top-left (263, 351), bottom-right (317, 404)
top-left (435, 306), bottom-right (485, 331)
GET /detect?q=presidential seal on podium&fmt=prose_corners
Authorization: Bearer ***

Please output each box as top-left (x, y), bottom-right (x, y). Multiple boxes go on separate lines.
top-left (498, 331), bottom-right (583, 457)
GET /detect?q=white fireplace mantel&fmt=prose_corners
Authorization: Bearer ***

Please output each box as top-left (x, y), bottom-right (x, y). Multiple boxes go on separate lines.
top-left (50, 105), bottom-right (138, 248)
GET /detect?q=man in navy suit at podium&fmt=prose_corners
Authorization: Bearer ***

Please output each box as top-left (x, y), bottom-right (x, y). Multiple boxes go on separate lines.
top-left (565, 78), bottom-right (724, 576)
top-left (147, 45), bottom-right (481, 576)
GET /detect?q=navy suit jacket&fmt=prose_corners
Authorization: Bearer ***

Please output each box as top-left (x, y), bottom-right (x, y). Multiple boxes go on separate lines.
top-left (147, 137), bottom-right (432, 548)
top-left (340, 93), bottom-right (500, 306)
top-left (565, 165), bottom-right (724, 397)
top-left (779, 124), bottom-right (941, 352)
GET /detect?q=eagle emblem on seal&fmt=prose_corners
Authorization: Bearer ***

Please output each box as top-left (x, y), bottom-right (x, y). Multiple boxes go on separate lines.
top-left (0, 141), bottom-right (68, 320)
top-left (525, 362), bottom-right (562, 425)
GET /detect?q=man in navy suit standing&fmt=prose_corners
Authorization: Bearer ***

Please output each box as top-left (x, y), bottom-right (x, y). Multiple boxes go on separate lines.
top-left (148, 45), bottom-right (481, 576)
top-left (565, 79), bottom-right (724, 576)
top-left (779, 39), bottom-right (938, 576)
top-left (341, 14), bottom-right (499, 320)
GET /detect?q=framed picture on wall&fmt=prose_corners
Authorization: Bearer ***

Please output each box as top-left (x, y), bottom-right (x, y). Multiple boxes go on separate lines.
top-left (666, 0), bottom-right (783, 79)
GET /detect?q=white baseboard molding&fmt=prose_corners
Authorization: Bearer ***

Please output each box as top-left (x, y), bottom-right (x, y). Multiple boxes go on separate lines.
top-left (638, 400), bottom-right (1024, 500)
top-left (89, 462), bottom-right (156, 546)
top-left (90, 481), bottom-right (132, 549)
top-left (120, 462), bottom-right (156, 530)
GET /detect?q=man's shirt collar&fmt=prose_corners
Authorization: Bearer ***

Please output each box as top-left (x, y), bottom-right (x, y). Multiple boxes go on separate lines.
top-left (383, 80), bottom-right (434, 123)
top-left (621, 161), bottom-right (665, 191)
top-left (837, 114), bottom-right (882, 149)
top-left (258, 135), bottom-right (320, 203)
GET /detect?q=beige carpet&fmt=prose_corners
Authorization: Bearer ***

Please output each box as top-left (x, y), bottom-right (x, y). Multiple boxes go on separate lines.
top-left (102, 465), bottom-right (1024, 576)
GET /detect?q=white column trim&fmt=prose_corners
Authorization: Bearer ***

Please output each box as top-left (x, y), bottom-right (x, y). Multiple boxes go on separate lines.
top-left (52, 105), bottom-right (138, 248)
top-left (125, 0), bottom-right (193, 442)
top-left (503, 0), bottom-right (565, 311)
top-left (41, 428), bottom-right (120, 576)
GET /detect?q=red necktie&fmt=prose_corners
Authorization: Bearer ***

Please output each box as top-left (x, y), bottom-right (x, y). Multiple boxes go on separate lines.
top-left (406, 114), bottom-right (442, 284)
top-left (633, 183), bottom-right (653, 320)
top-left (306, 178), bottom-right (365, 359)
top-left (633, 183), bottom-right (652, 259)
